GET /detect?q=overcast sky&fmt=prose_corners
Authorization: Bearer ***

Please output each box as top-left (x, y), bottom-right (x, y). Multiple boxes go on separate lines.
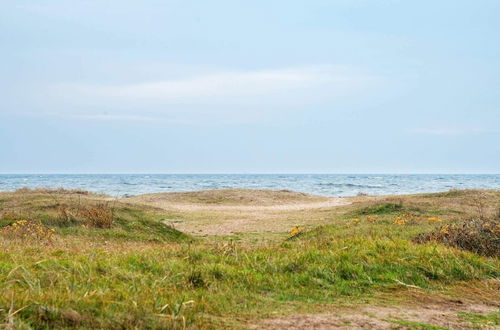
top-left (1, 0), bottom-right (499, 173)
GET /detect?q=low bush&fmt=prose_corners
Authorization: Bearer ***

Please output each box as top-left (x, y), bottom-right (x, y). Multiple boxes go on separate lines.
top-left (414, 218), bottom-right (500, 257)
top-left (78, 203), bottom-right (114, 228)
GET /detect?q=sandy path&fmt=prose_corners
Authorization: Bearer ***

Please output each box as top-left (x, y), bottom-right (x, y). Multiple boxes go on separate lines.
top-left (253, 290), bottom-right (500, 329)
top-left (139, 197), bottom-right (349, 212)
top-left (122, 192), bottom-right (350, 236)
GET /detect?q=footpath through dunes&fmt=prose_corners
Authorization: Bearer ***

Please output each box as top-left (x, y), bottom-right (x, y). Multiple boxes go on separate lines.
top-left (122, 189), bottom-right (351, 236)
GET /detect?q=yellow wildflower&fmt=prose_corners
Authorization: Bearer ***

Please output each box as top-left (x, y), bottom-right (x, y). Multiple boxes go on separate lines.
top-left (439, 225), bottom-right (449, 234)
top-left (290, 226), bottom-right (301, 237)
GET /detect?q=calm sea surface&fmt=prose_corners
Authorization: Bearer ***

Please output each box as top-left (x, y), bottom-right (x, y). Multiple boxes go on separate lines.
top-left (1, 174), bottom-right (499, 197)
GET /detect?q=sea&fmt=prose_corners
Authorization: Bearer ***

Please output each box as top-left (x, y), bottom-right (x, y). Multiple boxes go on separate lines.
top-left (0, 174), bottom-right (499, 197)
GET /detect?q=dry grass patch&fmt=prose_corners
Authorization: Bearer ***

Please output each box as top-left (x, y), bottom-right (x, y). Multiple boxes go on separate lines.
top-left (77, 203), bottom-right (114, 228)
top-left (14, 187), bottom-right (92, 195)
top-left (125, 188), bottom-right (329, 206)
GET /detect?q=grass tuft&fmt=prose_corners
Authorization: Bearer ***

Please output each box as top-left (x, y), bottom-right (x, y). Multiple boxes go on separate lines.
top-left (353, 201), bottom-right (405, 215)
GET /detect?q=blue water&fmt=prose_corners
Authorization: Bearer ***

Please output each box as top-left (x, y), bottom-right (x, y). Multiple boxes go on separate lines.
top-left (1, 174), bottom-right (499, 197)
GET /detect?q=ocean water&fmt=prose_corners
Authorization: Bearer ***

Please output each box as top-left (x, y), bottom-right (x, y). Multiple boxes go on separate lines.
top-left (0, 174), bottom-right (499, 197)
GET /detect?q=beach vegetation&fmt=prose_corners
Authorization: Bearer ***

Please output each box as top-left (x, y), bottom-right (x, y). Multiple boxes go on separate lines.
top-left (0, 188), bottom-right (499, 328)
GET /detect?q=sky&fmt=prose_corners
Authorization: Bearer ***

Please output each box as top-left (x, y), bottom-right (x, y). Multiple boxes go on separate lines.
top-left (1, 0), bottom-right (499, 174)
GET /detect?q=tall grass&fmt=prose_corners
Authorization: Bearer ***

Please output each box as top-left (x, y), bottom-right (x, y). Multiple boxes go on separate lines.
top-left (1, 188), bottom-right (499, 328)
top-left (0, 235), bottom-right (498, 328)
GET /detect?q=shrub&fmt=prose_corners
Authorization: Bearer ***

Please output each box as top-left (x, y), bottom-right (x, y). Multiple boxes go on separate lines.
top-left (414, 218), bottom-right (500, 257)
top-left (78, 203), bottom-right (113, 229)
top-left (56, 204), bottom-right (79, 226)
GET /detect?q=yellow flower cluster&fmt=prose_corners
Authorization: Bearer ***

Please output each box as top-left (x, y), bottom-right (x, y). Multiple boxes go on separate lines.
top-left (485, 223), bottom-right (500, 234)
top-left (427, 217), bottom-right (442, 223)
top-left (0, 219), bottom-right (55, 240)
top-left (393, 217), bottom-right (407, 225)
top-left (351, 216), bottom-right (376, 224)
top-left (290, 226), bottom-right (302, 237)
top-left (439, 224), bottom-right (449, 234)
top-left (366, 216), bottom-right (376, 222)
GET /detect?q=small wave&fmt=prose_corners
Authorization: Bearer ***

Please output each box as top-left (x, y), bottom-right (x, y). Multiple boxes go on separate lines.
top-left (317, 183), bottom-right (383, 188)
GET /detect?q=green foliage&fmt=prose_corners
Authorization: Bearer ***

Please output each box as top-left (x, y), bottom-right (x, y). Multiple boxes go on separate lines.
top-left (353, 201), bottom-right (405, 215)
top-left (0, 237), bottom-right (498, 328)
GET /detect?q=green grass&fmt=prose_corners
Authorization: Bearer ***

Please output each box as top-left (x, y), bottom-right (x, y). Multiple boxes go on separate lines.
top-left (353, 202), bottom-right (405, 215)
top-left (458, 311), bottom-right (500, 327)
top-left (421, 190), bottom-right (470, 198)
top-left (0, 189), bottom-right (499, 328)
top-left (0, 236), bottom-right (498, 328)
top-left (391, 319), bottom-right (449, 329)
top-left (57, 207), bottom-right (190, 243)
top-left (0, 192), bottom-right (189, 243)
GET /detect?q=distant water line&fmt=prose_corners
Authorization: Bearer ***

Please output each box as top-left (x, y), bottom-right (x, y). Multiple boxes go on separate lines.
top-left (0, 174), bottom-right (499, 197)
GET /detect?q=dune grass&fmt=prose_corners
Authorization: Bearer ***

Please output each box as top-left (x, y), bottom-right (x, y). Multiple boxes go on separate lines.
top-left (125, 188), bottom-right (328, 206)
top-left (0, 189), bottom-right (189, 243)
top-left (0, 188), bottom-right (499, 328)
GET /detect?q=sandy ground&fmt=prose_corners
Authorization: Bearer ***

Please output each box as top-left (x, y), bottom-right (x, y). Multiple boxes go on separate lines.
top-left (122, 189), bottom-right (350, 235)
top-left (135, 198), bottom-right (348, 212)
top-left (252, 287), bottom-right (500, 329)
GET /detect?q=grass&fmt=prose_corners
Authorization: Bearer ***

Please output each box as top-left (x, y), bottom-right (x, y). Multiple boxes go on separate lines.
top-left (458, 310), bottom-right (500, 327)
top-left (126, 188), bottom-right (328, 206)
top-left (352, 201), bottom-right (405, 215)
top-left (390, 319), bottom-right (448, 329)
top-left (0, 188), bottom-right (499, 328)
top-left (1, 236), bottom-right (498, 328)
top-left (0, 190), bottom-right (189, 243)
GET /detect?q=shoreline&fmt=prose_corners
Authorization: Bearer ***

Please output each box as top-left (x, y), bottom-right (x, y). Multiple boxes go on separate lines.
top-left (1, 174), bottom-right (500, 198)
top-left (2, 186), bottom-right (500, 199)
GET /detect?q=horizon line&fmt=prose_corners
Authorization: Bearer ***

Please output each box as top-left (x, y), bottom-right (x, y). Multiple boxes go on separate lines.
top-left (1, 172), bottom-right (499, 175)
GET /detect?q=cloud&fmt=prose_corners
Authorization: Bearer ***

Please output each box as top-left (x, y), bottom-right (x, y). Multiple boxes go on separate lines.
top-left (47, 65), bottom-right (380, 108)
